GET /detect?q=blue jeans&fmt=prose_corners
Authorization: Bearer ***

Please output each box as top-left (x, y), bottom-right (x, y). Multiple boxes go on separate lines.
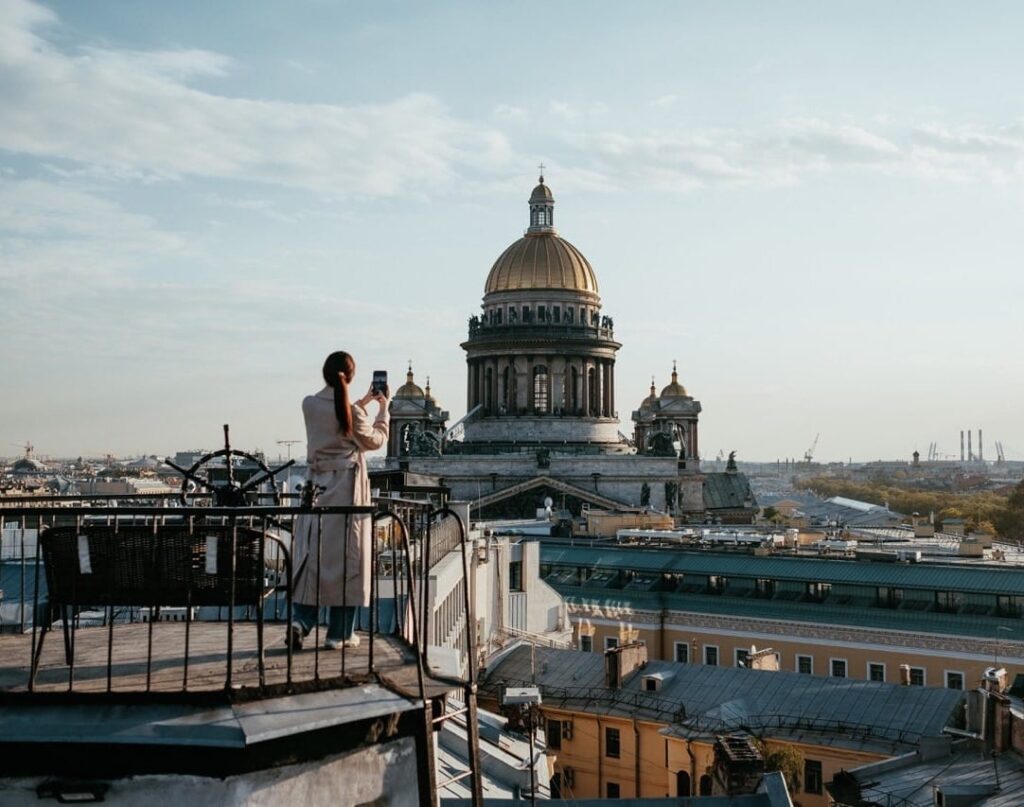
top-left (292, 603), bottom-right (357, 641)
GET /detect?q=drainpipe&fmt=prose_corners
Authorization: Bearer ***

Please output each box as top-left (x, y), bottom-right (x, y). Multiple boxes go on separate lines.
top-left (659, 607), bottom-right (666, 661)
top-left (598, 718), bottom-right (604, 796)
top-left (686, 742), bottom-right (698, 796)
top-left (634, 718), bottom-right (641, 797)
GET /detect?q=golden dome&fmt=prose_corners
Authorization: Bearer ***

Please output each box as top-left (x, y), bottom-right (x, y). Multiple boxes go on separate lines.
top-left (394, 365), bottom-right (425, 399)
top-left (484, 233), bottom-right (599, 295)
top-left (660, 363), bottom-right (688, 398)
top-left (639, 378), bottom-right (658, 411)
top-left (530, 181), bottom-right (554, 202)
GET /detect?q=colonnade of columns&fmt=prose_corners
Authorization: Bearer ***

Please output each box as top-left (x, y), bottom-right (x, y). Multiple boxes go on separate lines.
top-left (466, 354), bottom-right (616, 418)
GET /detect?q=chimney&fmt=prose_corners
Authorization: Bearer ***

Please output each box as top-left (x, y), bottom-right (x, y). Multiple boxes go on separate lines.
top-left (979, 429), bottom-right (984, 462)
top-left (604, 641), bottom-right (647, 689)
top-left (713, 735), bottom-right (764, 796)
top-left (961, 430), bottom-right (965, 462)
top-left (899, 664), bottom-right (912, 686)
top-left (982, 666), bottom-right (1007, 694)
top-left (746, 646), bottom-right (780, 672)
top-left (968, 431), bottom-right (973, 462)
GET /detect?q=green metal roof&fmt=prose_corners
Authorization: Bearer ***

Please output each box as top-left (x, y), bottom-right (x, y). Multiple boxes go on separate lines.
top-left (558, 587), bottom-right (1024, 642)
top-left (541, 544), bottom-right (1024, 596)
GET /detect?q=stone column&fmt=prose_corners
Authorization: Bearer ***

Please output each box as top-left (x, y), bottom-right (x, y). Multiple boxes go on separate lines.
top-left (581, 359), bottom-right (590, 417)
top-left (609, 359), bottom-right (615, 419)
top-left (527, 355), bottom-right (535, 412)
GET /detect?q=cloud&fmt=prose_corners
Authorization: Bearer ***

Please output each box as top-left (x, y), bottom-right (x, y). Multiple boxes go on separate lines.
top-left (493, 103), bottom-right (527, 122)
top-left (0, 177), bottom-right (184, 287)
top-left (548, 100), bottom-right (609, 122)
top-left (0, 0), bottom-right (514, 197)
top-left (649, 94), bottom-right (678, 110)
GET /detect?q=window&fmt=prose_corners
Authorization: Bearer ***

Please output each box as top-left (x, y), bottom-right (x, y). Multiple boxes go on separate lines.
top-left (644, 677), bottom-right (658, 692)
top-left (547, 719), bottom-right (562, 750)
top-left (699, 774), bottom-right (712, 796)
top-left (537, 305), bottom-right (546, 321)
top-left (704, 645), bottom-right (719, 666)
top-left (735, 648), bottom-right (750, 668)
top-left (606, 782), bottom-right (620, 798)
top-left (909, 666), bottom-right (926, 686)
top-left (946, 671), bottom-right (965, 690)
top-left (673, 641), bottom-right (689, 664)
top-left (605, 727), bottom-right (621, 758)
top-left (868, 662), bottom-right (886, 682)
top-left (533, 365), bottom-right (550, 413)
top-left (552, 306), bottom-right (560, 323)
top-left (522, 305), bottom-right (530, 322)
top-left (935, 591), bottom-right (963, 613)
top-left (675, 770), bottom-right (691, 797)
top-left (831, 658), bottom-right (847, 678)
top-left (580, 635), bottom-right (593, 653)
top-left (804, 759), bottom-right (823, 794)
top-left (877, 586), bottom-right (903, 608)
top-left (605, 636), bottom-right (619, 651)
top-left (509, 561), bottom-right (523, 592)
top-left (797, 655), bottom-right (813, 675)
top-left (807, 581), bottom-right (832, 601)
top-left (494, 308), bottom-right (502, 325)
top-left (997, 595), bottom-right (1021, 617)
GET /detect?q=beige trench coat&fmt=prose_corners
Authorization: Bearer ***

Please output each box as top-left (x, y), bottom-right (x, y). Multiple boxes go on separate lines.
top-left (292, 388), bottom-right (388, 608)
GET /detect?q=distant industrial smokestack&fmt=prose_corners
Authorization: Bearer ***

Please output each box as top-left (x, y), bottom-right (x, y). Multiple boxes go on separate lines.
top-left (961, 431), bottom-right (965, 462)
top-left (968, 431), bottom-right (973, 462)
top-left (979, 429), bottom-right (984, 462)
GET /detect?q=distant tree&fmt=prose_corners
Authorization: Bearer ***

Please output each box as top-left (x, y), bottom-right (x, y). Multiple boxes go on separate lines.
top-left (994, 481), bottom-right (1024, 543)
top-left (757, 740), bottom-right (803, 794)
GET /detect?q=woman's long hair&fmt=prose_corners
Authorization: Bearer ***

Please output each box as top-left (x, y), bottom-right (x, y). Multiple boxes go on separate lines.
top-left (322, 351), bottom-right (355, 437)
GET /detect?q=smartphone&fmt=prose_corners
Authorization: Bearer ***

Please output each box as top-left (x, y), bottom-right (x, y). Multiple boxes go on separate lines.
top-left (372, 370), bottom-right (388, 396)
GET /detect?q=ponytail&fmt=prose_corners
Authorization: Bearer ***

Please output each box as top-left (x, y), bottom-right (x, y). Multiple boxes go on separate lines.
top-left (322, 351), bottom-right (355, 437)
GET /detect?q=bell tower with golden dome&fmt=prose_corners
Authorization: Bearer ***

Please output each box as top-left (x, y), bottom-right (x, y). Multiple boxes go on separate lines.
top-left (459, 173), bottom-right (625, 450)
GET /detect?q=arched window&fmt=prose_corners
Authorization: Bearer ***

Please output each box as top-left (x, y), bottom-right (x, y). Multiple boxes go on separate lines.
top-left (699, 775), bottom-right (712, 796)
top-left (533, 365), bottom-right (550, 413)
top-left (676, 771), bottom-right (691, 797)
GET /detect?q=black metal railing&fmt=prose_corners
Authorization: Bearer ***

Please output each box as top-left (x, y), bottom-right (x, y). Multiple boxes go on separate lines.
top-left (0, 497), bottom-right (432, 699)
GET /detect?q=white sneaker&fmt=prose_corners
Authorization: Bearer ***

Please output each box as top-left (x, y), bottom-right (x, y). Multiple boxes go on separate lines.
top-left (324, 635), bottom-right (360, 650)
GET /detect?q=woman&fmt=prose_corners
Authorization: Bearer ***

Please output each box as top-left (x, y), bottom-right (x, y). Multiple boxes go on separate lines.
top-left (289, 351), bottom-right (389, 650)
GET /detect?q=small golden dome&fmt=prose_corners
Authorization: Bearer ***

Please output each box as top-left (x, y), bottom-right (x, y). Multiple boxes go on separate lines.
top-left (394, 365), bottom-right (425, 399)
top-left (484, 233), bottom-right (599, 295)
top-left (660, 362), bottom-right (688, 398)
top-left (639, 377), bottom-right (658, 411)
top-left (530, 180), bottom-right (554, 202)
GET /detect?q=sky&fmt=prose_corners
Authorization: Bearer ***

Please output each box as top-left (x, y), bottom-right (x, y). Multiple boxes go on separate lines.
top-left (1, 0), bottom-right (1022, 463)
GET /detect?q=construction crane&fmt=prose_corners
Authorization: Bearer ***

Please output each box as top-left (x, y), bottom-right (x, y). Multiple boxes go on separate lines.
top-left (803, 433), bottom-right (819, 463)
top-left (10, 441), bottom-right (34, 459)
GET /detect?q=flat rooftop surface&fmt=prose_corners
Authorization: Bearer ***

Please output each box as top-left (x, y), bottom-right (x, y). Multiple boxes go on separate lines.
top-left (0, 622), bottom-right (419, 695)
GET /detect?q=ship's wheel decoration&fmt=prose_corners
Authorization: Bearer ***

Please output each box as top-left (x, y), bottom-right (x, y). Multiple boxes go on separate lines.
top-left (164, 424), bottom-right (295, 506)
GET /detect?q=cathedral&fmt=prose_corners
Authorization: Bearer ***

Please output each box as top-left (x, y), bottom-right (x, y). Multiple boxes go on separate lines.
top-left (386, 174), bottom-right (755, 522)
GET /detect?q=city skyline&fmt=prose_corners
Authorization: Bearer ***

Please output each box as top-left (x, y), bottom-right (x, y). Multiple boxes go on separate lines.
top-left (2, 0), bottom-right (1022, 461)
